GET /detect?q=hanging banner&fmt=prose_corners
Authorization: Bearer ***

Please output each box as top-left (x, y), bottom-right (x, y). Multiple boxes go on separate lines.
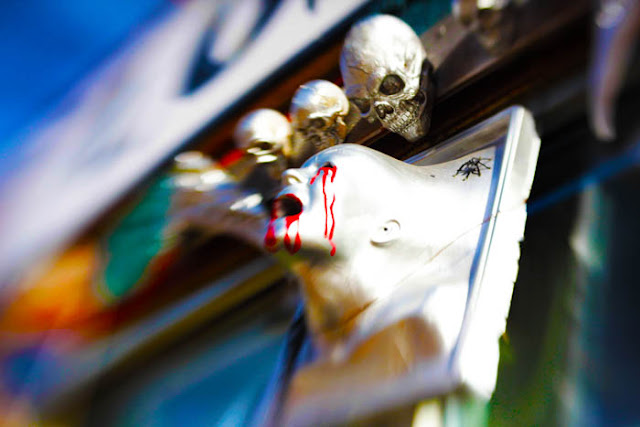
top-left (0, 0), bottom-right (371, 284)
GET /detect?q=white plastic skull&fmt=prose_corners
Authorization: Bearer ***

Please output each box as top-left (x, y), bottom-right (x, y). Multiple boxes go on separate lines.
top-left (340, 14), bottom-right (428, 142)
top-left (290, 80), bottom-right (350, 151)
top-left (233, 108), bottom-right (293, 162)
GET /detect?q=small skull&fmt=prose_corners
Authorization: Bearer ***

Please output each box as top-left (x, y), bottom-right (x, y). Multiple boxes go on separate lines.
top-left (233, 109), bottom-right (293, 163)
top-left (171, 151), bottom-right (233, 195)
top-left (290, 80), bottom-right (350, 151)
top-left (173, 151), bottom-right (214, 172)
top-left (340, 14), bottom-right (428, 142)
top-left (170, 151), bottom-right (235, 216)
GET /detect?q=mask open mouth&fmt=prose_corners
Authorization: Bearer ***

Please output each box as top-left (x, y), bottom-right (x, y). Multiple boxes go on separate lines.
top-left (272, 193), bottom-right (303, 219)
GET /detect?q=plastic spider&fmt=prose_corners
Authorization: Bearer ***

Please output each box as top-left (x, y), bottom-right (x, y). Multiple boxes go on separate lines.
top-left (453, 157), bottom-right (491, 181)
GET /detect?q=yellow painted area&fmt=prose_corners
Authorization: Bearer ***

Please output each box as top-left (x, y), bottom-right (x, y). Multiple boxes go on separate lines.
top-left (0, 242), bottom-right (104, 333)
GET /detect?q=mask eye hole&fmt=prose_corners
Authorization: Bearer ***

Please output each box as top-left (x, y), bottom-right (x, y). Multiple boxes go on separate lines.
top-left (351, 98), bottom-right (371, 114)
top-left (379, 74), bottom-right (405, 95)
top-left (321, 162), bottom-right (334, 169)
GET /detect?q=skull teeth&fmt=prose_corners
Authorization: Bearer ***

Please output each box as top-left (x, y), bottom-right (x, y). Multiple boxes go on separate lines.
top-left (382, 109), bottom-right (415, 133)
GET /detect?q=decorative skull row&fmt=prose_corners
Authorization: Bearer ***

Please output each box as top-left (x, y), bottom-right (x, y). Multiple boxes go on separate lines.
top-left (168, 15), bottom-right (432, 254)
top-left (233, 13), bottom-right (431, 169)
top-left (233, 79), bottom-right (350, 170)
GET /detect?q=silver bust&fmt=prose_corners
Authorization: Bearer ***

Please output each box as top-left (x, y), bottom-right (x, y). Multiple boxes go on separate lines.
top-left (340, 14), bottom-right (430, 142)
top-left (263, 106), bottom-right (540, 425)
top-left (268, 144), bottom-right (475, 361)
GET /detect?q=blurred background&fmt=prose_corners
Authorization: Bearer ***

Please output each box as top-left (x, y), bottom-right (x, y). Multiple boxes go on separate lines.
top-left (0, 0), bottom-right (639, 425)
top-left (0, 0), bottom-right (173, 178)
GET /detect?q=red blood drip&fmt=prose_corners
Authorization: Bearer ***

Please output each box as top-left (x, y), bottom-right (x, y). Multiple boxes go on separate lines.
top-left (328, 194), bottom-right (336, 256)
top-left (309, 165), bottom-right (338, 256)
top-left (264, 221), bottom-right (277, 252)
top-left (284, 212), bottom-right (302, 254)
top-left (263, 194), bottom-right (303, 255)
top-left (264, 205), bottom-right (278, 252)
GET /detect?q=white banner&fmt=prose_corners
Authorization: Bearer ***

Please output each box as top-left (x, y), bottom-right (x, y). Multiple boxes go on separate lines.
top-left (0, 0), bottom-right (371, 284)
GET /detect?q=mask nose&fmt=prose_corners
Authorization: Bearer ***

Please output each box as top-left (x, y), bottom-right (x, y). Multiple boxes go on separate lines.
top-left (282, 168), bottom-right (305, 185)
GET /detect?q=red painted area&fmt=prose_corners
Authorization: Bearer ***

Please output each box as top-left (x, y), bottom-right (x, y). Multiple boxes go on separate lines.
top-left (310, 165), bottom-right (337, 256)
top-left (219, 148), bottom-right (244, 167)
top-left (264, 201), bottom-right (277, 252)
top-left (264, 218), bottom-right (277, 253)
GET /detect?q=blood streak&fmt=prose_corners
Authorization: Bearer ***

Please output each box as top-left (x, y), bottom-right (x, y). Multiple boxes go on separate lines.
top-left (263, 194), bottom-right (303, 255)
top-left (284, 210), bottom-right (302, 254)
top-left (264, 213), bottom-right (278, 253)
top-left (310, 165), bottom-right (337, 256)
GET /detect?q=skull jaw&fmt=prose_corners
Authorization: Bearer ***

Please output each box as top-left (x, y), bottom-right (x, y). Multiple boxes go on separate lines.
top-left (379, 100), bottom-right (428, 142)
top-left (247, 142), bottom-right (284, 159)
top-left (310, 131), bottom-right (344, 151)
top-left (296, 122), bottom-right (346, 152)
top-left (315, 135), bottom-right (340, 151)
top-left (395, 117), bottom-right (428, 142)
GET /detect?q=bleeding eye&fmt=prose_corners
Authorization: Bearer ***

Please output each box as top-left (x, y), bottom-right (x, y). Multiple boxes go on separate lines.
top-left (380, 74), bottom-right (405, 95)
top-left (351, 98), bottom-right (371, 114)
top-left (321, 162), bottom-right (334, 169)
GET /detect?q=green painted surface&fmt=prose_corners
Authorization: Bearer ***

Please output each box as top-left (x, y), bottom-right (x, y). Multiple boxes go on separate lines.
top-left (365, 0), bottom-right (450, 34)
top-left (103, 176), bottom-right (174, 300)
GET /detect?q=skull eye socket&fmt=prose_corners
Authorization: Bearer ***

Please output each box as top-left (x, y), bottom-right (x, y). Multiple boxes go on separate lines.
top-left (309, 117), bottom-right (326, 129)
top-left (252, 141), bottom-right (275, 151)
top-left (351, 98), bottom-right (371, 115)
top-left (379, 74), bottom-right (405, 95)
